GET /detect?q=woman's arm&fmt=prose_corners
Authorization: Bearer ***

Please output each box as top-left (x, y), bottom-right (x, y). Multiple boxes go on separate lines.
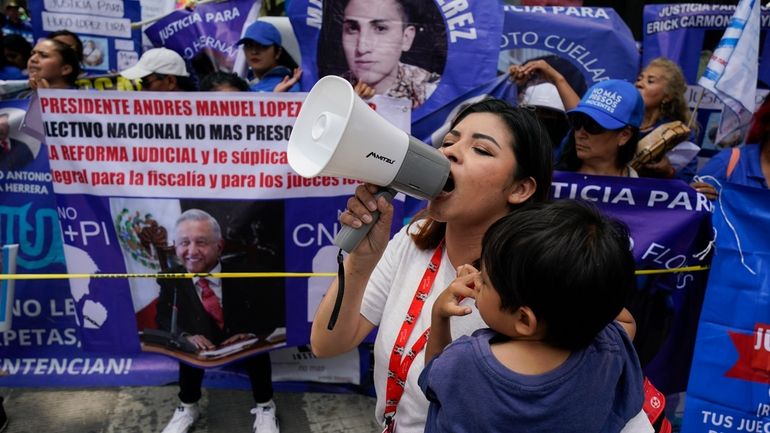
top-left (310, 184), bottom-right (394, 357)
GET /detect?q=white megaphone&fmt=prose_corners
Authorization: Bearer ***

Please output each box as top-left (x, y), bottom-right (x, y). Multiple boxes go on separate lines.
top-left (288, 76), bottom-right (450, 252)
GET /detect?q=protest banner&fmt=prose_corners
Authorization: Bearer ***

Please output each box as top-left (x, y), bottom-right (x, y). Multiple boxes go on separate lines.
top-left (287, 0), bottom-right (503, 122)
top-left (642, 4), bottom-right (770, 86)
top-left (35, 89), bottom-right (408, 367)
top-left (144, 0), bottom-right (260, 74)
top-left (499, 5), bottom-right (640, 89)
top-left (552, 171), bottom-right (713, 394)
top-left (0, 98), bottom-right (178, 387)
top-left (29, 0), bottom-right (143, 75)
top-left (682, 183), bottom-right (770, 433)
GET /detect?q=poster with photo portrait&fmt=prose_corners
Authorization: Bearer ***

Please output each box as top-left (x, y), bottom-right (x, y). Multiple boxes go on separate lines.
top-left (288, 0), bottom-right (504, 122)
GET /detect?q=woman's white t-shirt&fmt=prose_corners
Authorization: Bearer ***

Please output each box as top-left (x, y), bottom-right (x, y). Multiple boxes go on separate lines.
top-left (360, 222), bottom-right (486, 433)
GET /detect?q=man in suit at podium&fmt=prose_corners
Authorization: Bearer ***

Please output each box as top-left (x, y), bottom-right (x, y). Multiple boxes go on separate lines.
top-left (156, 209), bottom-right (283, 433)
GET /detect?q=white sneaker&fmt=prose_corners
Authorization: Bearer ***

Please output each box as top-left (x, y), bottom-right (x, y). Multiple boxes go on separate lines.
top-left (250, 400), bottom-right (279, 433)
top-left (161, 402), bottom-right (200, 433)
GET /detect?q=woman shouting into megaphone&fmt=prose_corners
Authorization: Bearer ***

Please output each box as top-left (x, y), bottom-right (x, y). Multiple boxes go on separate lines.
top-left (310, 99), bottom-right (553, 433)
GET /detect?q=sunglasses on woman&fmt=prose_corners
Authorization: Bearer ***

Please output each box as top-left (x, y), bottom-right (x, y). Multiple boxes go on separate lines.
top-left (568, 113), bottom-right (613, 135)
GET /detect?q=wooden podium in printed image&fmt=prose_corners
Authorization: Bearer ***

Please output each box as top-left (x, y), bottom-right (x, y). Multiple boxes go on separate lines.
top-left (0, 244), bottom-right (18, 333)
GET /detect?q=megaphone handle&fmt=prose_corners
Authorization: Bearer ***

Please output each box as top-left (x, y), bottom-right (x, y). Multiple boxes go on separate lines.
top-left (334, 188), bottom-right (396, 253)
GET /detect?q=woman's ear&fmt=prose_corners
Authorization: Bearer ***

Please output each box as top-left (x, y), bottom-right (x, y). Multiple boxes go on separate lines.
top-left (617, 126), bottom-right (633, 147)
top-left (60, 64), bottom-right (73, 79)
top-left (513, 306), bottom-right (538, 337)
top-left (507, 176), bottom-right (536, 206)
top-left (274, 46), bottom-right (283, 61)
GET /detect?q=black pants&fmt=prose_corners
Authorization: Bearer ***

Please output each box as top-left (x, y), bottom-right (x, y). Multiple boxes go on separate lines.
top-left (178, 353), bottom-right (273, 404)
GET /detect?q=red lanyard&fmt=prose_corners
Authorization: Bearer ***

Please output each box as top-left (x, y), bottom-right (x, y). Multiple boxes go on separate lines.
top-left (384, 244), bottom-right (443, 423)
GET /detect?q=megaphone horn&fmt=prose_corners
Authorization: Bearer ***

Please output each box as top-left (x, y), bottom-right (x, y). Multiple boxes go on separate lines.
top-left (288, 75), bottom-right (450, 253)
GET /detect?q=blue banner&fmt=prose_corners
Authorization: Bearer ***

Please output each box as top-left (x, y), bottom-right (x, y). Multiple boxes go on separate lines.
top-left (145, 0), bottom-right (259, 73)
top-left (682, 183), bottom-right (770, 433)
top-left (499, 5), bottom-right (639, 88)
top-left (642, 4), bottom-right (770, 86)
top-left (287, 0), bottom-right (503, 122)
top-left (552, 172), bottom-right (713, 394)
top-left (29, 0), bottom-right (143, 75)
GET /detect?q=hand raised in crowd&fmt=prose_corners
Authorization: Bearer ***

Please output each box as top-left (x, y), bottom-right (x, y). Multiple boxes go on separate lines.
top-left (432, 264), bottom-right (479, 320)
top-left (508, 59), bottom-right (562, 86)
top-left (185, 334), bottom-right (216, 351)
top-left (353, 81), bottom-right (376, 99)
top-left (273, 67), bottom-right (302, 93)
top-left (28, 76), bottom-right (51, 90)
top-left (639, 156), bottom-right (677, 179)
top-left (690, 181), bottom-right (718, 200)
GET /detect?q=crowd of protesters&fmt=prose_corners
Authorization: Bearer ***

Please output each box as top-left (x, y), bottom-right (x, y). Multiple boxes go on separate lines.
top-left (1, 1), bottom-right (769, 433)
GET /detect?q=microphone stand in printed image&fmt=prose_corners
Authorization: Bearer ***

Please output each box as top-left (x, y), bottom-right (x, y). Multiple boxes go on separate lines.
top-left (0, 244), bottom-right (18, 334)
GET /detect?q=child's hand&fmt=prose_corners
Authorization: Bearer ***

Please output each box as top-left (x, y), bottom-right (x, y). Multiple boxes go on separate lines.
top-left (432, 264), bottom-right (479, 320)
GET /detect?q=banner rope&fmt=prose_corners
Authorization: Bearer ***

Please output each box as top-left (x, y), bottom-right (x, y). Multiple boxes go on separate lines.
top-left (0, 266), bottom-right (710, 280)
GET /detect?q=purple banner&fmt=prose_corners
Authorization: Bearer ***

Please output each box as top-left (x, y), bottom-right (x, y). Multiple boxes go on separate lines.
top-left (642, 4), bottom-right (770, 86)
top-left (145, 0), bottom-right (259, 73)
top-left (552, 171), bottom-right (713, 394)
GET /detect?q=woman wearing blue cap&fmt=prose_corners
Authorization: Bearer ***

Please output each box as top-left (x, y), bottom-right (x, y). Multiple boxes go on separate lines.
top-left (556, 80), bottom-right (645, 177)
top-left (237, 20), bottom-right (302, 93)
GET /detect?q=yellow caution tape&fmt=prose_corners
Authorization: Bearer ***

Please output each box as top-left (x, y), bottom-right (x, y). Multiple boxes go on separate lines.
top-left (0, 266), bottom-right (710, 280)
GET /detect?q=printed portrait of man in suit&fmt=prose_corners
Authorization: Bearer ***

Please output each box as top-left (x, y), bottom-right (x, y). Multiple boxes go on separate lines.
top-left (0, 111), bottom-right (33, 171)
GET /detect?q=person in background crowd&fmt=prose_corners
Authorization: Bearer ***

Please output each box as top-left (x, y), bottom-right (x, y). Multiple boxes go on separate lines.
top-left (236, 20), bottom-right (301, 93)
top-left (339, 0), bottom-right (441, 108)
top-left (556, 80), bottom-right (645, 177)
top-left (694, 95), bottom-right (770, 199)
top-left (26, 38), bottom-right (81, 91)
top-left (420, 200), bottom-right (643, 433)
top-left (517, 81), bottom-right (569, 151)
top-left (119, 47), bottom-right (196, 92)
top-left (2, 34), bottom-right (29, 74)
top-left (0, 33), bottom-right (25, 80)
top-left (311, 99), bottom-right (553, 433)
top-left (2, 0), bottom-right (32, 43)
top-left (48, 30), bottom-right (84, 65)
top-left (200, 71), bottom-right (250, 92)
top-left (635, 57), bottom-right (698, 181)
top-left (157, 209), bottom-right (282, 433)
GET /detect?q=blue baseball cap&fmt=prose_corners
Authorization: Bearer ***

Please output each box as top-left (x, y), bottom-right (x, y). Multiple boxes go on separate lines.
top-left (237, 21), bottom-right (282, 47)
top-left (568, 80), bottom-right (644, 130)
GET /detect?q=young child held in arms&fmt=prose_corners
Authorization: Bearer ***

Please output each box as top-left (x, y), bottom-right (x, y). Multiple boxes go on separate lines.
top-left (419, 200), bottom-right (645, 433)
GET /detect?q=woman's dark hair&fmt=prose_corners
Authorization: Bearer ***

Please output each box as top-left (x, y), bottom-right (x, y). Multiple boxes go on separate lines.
top-left (48, 30), bottom-right (83, 63)
top-left (410, 98), bottom-right (554, 250)
top-left (200, 71), bottom-right (249, 92)
top-left (746, 95), bottom-right (770, 146)
top-left (45, 38), bottom-right (82, 86)
top-left (555, 127), bottom-right (640, 172)
top-left (482, 200), bottom-right (634, 351)
top-left (2, 33), bottom-right (32, 68)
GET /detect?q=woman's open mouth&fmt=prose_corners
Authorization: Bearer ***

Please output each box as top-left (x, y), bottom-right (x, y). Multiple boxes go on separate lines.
top-left (442, 173), bottom-right (455, 193)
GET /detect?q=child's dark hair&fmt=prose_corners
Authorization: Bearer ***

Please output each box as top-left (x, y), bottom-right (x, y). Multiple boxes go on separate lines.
top-left (481, 199), bottom-right (635, 351)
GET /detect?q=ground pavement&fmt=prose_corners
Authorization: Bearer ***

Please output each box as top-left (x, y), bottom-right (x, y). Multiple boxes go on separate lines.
top-left (0, 386), bottom-right (380, 433)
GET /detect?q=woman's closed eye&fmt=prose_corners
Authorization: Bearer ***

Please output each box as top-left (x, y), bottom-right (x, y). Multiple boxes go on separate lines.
top-left (473, 146), bottom-right (492, 156)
